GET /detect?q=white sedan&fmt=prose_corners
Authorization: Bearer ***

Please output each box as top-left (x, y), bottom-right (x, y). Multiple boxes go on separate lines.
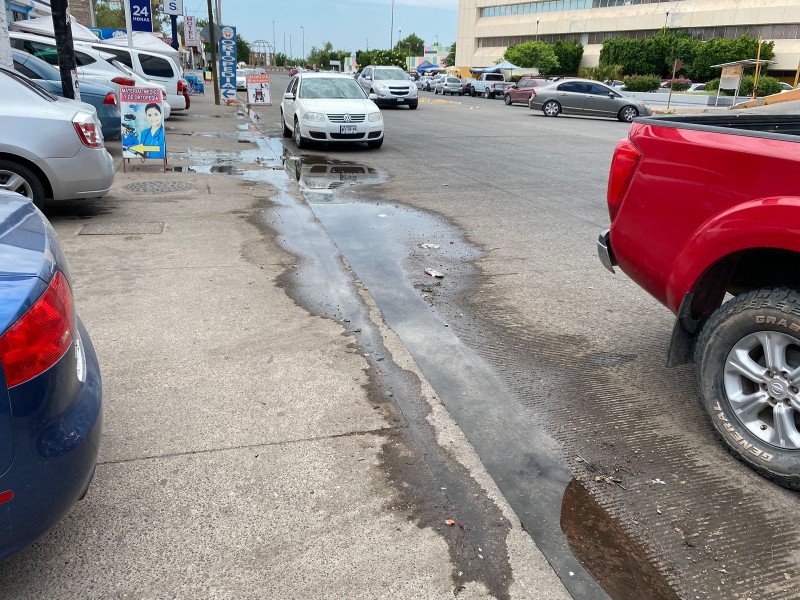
top-left (280, 73), bottom-right (384, 149)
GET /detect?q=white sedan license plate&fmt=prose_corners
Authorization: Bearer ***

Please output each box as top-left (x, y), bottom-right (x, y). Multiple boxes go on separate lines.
top-left (340, 125), bottom-right (357, 134)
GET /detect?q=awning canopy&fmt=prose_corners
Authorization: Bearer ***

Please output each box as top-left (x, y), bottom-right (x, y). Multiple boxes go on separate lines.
top-left (100, 32), bottom-right (180, 62)
top-left (11, 15), bottom-right (98, 42)
top-left (471, 60), bottom-right (521, 74)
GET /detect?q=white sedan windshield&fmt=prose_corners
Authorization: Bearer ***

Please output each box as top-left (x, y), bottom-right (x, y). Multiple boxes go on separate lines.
top-left (299, 77), bottom-right (367, 99)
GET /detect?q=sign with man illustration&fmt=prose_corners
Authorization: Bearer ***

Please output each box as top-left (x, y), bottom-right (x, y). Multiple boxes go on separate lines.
top-left (246, 72), bottom-right (271, 105)
top-left (120, 87), bottom-right (167, 170)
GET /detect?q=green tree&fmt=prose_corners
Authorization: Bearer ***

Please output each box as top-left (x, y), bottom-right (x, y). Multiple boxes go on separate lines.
top-left (308, 41), bottom-right (334, 68)
top-left (689, 36), bottom-right (774, 80)
top-left (445, 42), bottom-right (456, 67)
top-left (274, 52), bottom-right (288, 67)
top-left (356, 49), bottom-right (405, 69)
top-left (236, 35), bottom-right (251, 63)
top-left (551, 40), bottom-right (583, 75)
top-left (394, 33), bottom-right (424, 56)
top-left (504, 41), bottom-right (559, 73)
top-left (600, 36), bottom-right (655, 75)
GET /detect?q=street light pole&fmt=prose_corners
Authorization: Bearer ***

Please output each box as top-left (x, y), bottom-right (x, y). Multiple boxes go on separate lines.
top-left (390, 0), bottom-right (395, 48)
top-left (536, 19), bottom-right (540, 41)
top-left (664, 8), bottom-right (671, 29)
top-left (301, 26), bottom-right (304, 62)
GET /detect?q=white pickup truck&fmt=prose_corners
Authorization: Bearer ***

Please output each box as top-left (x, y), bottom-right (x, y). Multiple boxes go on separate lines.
top-left (471, 73), bottom-right (511, 98)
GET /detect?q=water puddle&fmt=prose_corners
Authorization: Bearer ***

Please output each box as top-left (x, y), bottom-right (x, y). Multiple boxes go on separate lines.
top-left (173, 129), bottom-right (675, 599)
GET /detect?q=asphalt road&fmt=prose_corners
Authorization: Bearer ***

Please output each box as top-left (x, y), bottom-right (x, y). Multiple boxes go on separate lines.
top-left (254, 74), bottom-right (800, 600)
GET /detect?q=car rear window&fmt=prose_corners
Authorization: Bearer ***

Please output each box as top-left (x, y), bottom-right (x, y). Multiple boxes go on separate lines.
top-left (74, 51), bottom-right (96, 66)
top-left (0, 68), bottom-right (57, 101)
top-left (487, 74), bottom-right (503, 81)
top-left (99, 47), bottom-right (133, 68)
top-left (140, 54), bottom-right (174, 78)
top-left (13, 60), bottom-right (39, 79)
top-left (447, 78), bottom-right (460, 83)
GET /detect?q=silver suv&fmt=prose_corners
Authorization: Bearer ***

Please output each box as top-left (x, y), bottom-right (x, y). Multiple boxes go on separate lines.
top-left (356, 66), bottom-right (418, 110)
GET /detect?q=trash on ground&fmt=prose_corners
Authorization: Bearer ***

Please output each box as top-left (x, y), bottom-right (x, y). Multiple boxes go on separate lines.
top-left (445, 519), bottom-right (456, 526)
top-left (419, 243), bottom-right (440, 249)
top-left (425, 268), bottom-right (445, 278)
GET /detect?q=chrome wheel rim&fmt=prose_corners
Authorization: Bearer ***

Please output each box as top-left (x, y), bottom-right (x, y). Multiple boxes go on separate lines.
top-left (0, 169), bottom-right (33, 198)
top-left (294, 121), bottom-right (301, 146)
top-left (623, 107), bottom-right (637, 122)
top-left (544, 102), bottom-right (558, 116)
top-left (724, 331), bottom-right (800, 449)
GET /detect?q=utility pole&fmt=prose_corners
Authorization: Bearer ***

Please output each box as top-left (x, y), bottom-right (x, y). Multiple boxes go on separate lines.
top-left (390, 0), bottom-right (395, 48)
top-left (170, 15), bottom-right (179, 50)
top-left (50, 0), bottom-right (79, 100)
top-left (301, 26), bottom-right (304, 62)
top-left (273, 20), bottom-right (276, 64)
top-left (215, 0), bottom-right (222, 27)
top-left (0, 7), bottom-right (12, 69)
top-left (206, 0), bottom-right (220, 105)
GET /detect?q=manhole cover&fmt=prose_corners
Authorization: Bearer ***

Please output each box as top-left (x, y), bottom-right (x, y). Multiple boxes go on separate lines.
top-left (79, 222), bottom-right (165, 235)
top-left (124, 181), bottom-right (194, 194)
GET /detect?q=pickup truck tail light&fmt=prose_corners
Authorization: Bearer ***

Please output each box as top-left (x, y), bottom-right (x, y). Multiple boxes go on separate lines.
top-left (607, 138), bottom-right (641, 222)
top-left (0, 271), bottom-right (74, 388)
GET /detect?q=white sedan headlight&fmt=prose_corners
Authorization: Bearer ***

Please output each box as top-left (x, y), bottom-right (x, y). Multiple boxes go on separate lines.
top-left (303, 112), bottom-right (325, 122)
top-left (368, 112), bottom-right (383, 122)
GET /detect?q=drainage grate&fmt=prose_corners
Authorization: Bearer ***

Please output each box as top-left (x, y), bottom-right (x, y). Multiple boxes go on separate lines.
top-left (123, 181), bottom-right (194, 194)
top-left (78, 222), bottom-right (165, 235)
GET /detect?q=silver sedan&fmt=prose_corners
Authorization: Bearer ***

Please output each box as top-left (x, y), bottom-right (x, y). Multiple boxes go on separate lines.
top-left (434, 77), bottom-right (464, 96)
top-left (528, 78), bottom-right (652, 122)
top-left (0, 67), bottom-right (114, 208)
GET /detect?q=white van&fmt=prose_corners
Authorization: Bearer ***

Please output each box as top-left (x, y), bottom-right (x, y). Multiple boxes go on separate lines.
top-left (79, 42), bottom-right (187, 111)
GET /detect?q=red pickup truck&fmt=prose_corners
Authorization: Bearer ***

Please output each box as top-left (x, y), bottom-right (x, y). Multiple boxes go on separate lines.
top-left (598, 111), bottom-right (800, 488)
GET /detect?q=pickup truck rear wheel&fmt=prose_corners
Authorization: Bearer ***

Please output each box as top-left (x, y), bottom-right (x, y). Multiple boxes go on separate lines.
top-left (695, 288), bottom-right (800, 489)
top-left (542, 100), bottom-right (561, 117)
top-left (619, 106), bottom-right (639, 122)
top-left (484, 89), bottom-right (492, 99)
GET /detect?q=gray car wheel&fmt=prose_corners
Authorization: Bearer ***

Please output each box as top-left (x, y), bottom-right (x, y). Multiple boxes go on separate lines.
top-left (619, 106), bottom-right (639, 123)
top-left (0, 161), bottom-right (45, 208)
top-left (542, 100), bottom-right (561, 117)
top-left (484, 88), bottom-right (491, 99)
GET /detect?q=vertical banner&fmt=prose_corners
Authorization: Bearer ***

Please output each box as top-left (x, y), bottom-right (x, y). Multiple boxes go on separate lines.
top-left (185, 16), bottom-right (199, 47)
top-left (120, 87), bottom-right (166, 160)
top-left (219, 25), bottom-right (237, 104)
top-left (129, 0), bottom-right (153, 32)
top-left (246, 72), bottom-right (271, 105)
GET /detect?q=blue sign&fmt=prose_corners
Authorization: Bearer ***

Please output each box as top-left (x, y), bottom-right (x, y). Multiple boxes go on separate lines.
top-left (218, 26), bottom-right (237, 102)
top-left (90, 28), bottom-right (127, 40)
top-left (129, 0), bottom-right (152, 32)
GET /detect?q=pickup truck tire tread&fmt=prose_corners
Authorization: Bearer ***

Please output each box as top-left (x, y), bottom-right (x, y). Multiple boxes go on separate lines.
top-left (470, 88), bottom-right (476, 97)
top-left (694, 287), bottom-right (800, 490)
top-left (484, 89), bottom-right (492, 99)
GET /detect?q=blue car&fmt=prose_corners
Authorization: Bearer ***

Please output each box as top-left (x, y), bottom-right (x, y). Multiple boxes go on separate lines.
top-left (0, 190), bottom-right (102, 559)
top-left (11, 49), bottom-right (122, 140)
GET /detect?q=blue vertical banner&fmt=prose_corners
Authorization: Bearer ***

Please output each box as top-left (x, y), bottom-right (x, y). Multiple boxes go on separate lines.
top-left (219, 26), bottom-right (237, 103)
top-left (129, 0), bottom-right (153, 32)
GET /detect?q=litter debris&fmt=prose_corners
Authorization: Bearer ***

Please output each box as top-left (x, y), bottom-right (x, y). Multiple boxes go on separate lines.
top-left (425, 268), bottom-right (445, 278)
top-left (377, 214), bottom-right (388, 218)
top-left (594, 475), bottom-right (625, 489)
top-left (649, 478), bottom-right (667, 485)
top-left (445, 519), bottom-right (456, 526)
top-left (419, 243), bottom-right (440, 249)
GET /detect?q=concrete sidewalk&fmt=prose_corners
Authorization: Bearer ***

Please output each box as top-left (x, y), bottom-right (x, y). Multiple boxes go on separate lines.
top-left (0, 93), bottom-right (570, 598)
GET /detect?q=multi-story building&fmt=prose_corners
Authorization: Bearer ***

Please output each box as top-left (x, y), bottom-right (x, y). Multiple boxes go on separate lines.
top-left (456, 0), bottom-right (800, 76)
top-left (4, 0), bottom-right (50, 23)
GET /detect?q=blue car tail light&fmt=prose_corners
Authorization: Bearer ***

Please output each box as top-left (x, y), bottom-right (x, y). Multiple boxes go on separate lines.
top-left (0, 271), bottom-right (74, 388)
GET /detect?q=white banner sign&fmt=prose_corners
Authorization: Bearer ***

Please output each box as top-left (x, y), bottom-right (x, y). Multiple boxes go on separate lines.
top-left (185, 15), bottom-right (199, 46)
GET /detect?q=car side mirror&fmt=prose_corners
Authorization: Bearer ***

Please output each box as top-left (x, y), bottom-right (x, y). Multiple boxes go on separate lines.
top-left (283, 92), bottom-right (295, 100)
top-left (369, 93), bottom-right (378, 101)
top-left (608, 92), bottom-right (616, 98)
top-left (511, 84), bottom-right (518, 89)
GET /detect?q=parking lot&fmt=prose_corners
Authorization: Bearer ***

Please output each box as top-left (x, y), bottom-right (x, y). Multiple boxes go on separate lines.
top-left (2, 72), bottom-right (799, 599)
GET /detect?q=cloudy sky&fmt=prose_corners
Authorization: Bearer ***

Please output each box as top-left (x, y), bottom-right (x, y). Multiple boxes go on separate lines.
top-left (184, 0), bottom-right (459, 57)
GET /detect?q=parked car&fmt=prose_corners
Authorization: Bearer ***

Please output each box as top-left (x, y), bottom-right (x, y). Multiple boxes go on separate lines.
top-left (356, 65), bottom-right (418, 109)
top-left (281, 73), bottom-right (384, 149)
top-left (78, 40), bottom-right (188, 111)
top-left (435, 76), bottom-right (464, 95)
top-left (503, 78), bottom-right (548, 105)
top-left (108, 59), bottom-right (172, 119)
top-left (0, 67), bottom-right (114, 208)
top-left (236, 68), bottom-right (258, 91)
top-left (780, 82), bottom-right (799, 92)
top-left (529, 78), bottom-right (651, 122)
top-left (460, 77), bottom-right (476, 96)
top-left (0, 189), bottom-right (102, 559)
top-left (472, 72), bottom-right (511, 98)
top-left (9, 31), bottom-right (136, 100)
top-left (598, 108), bottom-right (800, 488)
top-left (426, 74), bottom-right (447, 92)
top-left (417, 75), bottom-right (434, 90)
top-left (687, 83), bottom-right (707, 92)
top-left (11, 48), bottom-right (121, 139)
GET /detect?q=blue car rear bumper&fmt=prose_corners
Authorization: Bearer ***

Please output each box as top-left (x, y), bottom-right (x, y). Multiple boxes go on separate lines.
top-left (0, 317), bottom-right (102, 559)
